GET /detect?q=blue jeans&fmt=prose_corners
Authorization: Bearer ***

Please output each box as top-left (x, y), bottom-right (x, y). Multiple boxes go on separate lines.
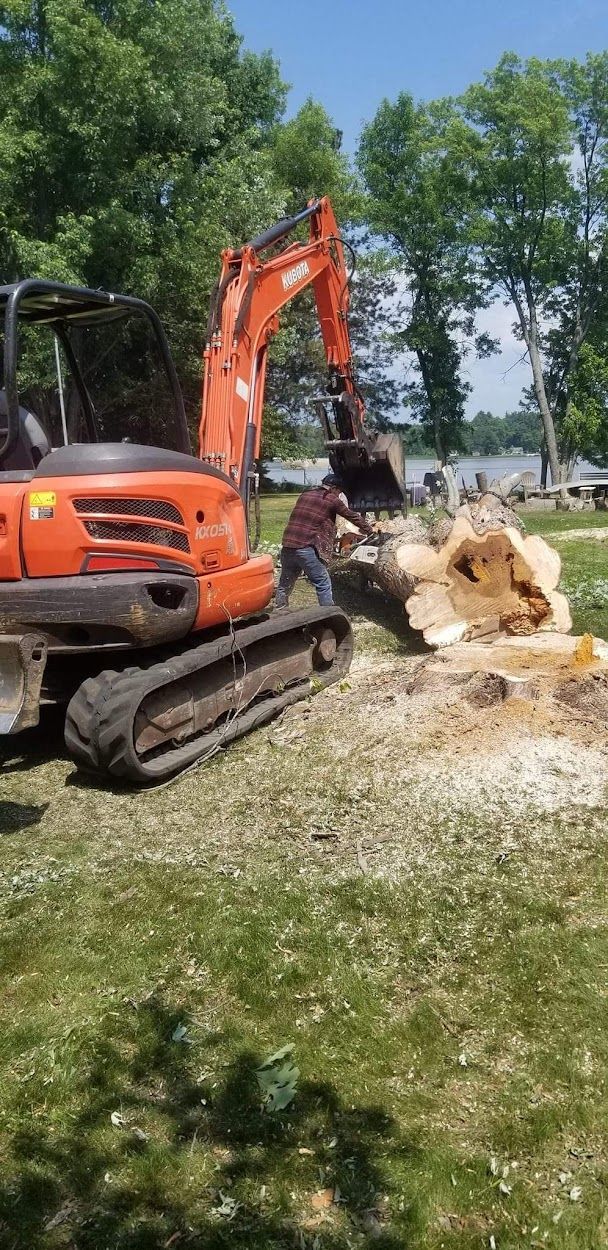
top-left (275, 546), bottom-right (333, 607)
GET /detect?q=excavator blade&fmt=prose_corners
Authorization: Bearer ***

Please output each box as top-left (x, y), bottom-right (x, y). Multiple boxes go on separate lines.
top-left (328, 432), bottom-right (406, 514)
top-left (0, 633), bottom-right (48, 734)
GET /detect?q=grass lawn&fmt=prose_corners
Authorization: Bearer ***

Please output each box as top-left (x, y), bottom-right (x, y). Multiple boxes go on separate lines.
top-left (0, 499), bottom-right (607, 1249)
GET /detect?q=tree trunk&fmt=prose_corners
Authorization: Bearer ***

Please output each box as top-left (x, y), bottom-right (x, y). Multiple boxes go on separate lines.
top-left (350, 495), bottom-right (571, 648)
top-left (540, 443), bottom-right (548, 489)
top-left (527, 336), bottom-right (562, 488)
top-left (511, 278), bottom-right (563, 492)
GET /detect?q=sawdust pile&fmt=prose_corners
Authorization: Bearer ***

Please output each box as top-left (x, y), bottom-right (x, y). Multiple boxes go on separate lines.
top-left (342, 641), bottom-right (608, 822)
top-left (262, 635), bottom-right (608, 882)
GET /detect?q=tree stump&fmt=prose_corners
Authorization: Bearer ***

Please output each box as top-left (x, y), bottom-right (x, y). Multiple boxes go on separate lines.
top-left (406, 632), bottom-right (608, 718)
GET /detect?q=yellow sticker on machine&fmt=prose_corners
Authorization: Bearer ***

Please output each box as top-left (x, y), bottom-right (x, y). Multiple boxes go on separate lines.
top-left (29, 491), bottom-right (56, 507)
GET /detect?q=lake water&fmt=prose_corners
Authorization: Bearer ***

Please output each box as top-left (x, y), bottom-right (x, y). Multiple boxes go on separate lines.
top-left (266, 454), bottom-right (601, 490)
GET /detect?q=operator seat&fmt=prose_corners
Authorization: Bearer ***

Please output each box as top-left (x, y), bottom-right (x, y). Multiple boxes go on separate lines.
top-left (0, 391), bottom-right (51, 473)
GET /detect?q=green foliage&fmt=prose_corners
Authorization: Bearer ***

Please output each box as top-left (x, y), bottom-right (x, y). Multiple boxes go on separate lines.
top-left (0, 0), bottom-right (287, 285)
top-left (357, 93), bottom-right (488, 462)
top-left (401, 422), bottom-right (436, 456)
top-left (5, 12), bottom-right (608, 474)
top-left (564, 343), bottom-right (608, 467)
top-left (0, 0), bottom-right (293, 438)
top-left (465, 409), bottom-right (542, 455)
top-left (260, 110), bottom-right (404, 460)
top-left (457, 52), bottom-right (608, 479)
top-left (393, 408), bottom-right (542, 459)
top-left (270, 98), bottom-right (354, 217)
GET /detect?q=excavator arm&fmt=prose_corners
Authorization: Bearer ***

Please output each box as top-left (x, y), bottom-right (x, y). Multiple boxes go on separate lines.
top-left (199, 197), bottom-right (405, 515)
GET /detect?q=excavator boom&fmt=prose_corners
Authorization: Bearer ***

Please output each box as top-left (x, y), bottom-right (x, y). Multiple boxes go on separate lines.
top-left (199, 197), bottom-right (405, 513)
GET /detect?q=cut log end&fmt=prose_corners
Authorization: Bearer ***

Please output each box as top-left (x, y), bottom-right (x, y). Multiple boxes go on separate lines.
top-left (352, 502), bottom-right (572, 648)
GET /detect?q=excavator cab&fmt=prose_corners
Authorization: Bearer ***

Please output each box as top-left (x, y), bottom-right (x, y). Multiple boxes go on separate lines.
top-left (0, 278), bottom-right (191, 473)
top-left (0, 280), bottom-right (200, 740)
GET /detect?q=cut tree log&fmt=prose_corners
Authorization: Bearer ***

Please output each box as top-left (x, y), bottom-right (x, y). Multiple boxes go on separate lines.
top-left (350, 494), bottom-right (572, 647)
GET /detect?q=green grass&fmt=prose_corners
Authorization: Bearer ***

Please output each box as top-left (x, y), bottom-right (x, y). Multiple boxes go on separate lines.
top-left (0, 500), bottom-right (608, 1248)
top-left (255, 492), bottom-right (301, 545)
top-left (520, 507), bottom-right (608, 637)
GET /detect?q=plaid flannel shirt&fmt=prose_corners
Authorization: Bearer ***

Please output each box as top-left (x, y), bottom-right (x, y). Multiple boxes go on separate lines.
top-left (281, 487), bottom-right (373, 563)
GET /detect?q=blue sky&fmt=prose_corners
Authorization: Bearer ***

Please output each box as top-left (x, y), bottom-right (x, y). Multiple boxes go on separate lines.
top-left (229, 0), bottom-right (608, 418)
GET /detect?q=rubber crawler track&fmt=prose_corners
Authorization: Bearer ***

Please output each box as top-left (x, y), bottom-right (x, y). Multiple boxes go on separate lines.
top-left (64, 606), bottom-right (353, 785)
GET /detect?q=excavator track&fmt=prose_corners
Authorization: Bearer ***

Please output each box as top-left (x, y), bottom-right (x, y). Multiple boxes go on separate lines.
top-left (64, 606), bottom-right (353, 785)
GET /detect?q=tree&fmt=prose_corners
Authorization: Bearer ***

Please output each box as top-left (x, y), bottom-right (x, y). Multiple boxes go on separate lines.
top-left (563, 340), bottom-right (608, 467)
top-left (502, 408), bottom-right (542, 453)
top-left (468, 410), bottom-right (502, 455)
top-left (462, 408), bottom-right (541, 455)
top-left (0, 0), bottom-right (288, 436)
top-left (401, 423), bottom-right (436, 455)
top-left (459, 53), bottom-right (608, 484)
top-left (0, 7), bottom-right (406, 464)
top-left (261, 103), bottom-right (405, 459)
top-left (357, 93), bottom-right (489, 463)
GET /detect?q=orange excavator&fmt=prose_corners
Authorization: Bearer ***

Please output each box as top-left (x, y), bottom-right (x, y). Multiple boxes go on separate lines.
top-left (0, 197), bottom-right (405, 783)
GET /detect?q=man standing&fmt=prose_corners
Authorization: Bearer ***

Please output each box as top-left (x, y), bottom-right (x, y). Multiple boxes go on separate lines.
top-left (275, 474), bottom-right (374, 608)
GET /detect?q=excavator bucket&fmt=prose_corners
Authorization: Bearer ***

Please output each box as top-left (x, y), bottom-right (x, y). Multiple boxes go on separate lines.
top-left (0, 634), bottom-right (48, 734)
top-left (328, 431), bottom-right (406, 515)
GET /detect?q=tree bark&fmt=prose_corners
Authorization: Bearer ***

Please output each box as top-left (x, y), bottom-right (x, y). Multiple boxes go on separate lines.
top-left (508, 273), bottom-right (563, 491)
top-left (525, 314), bottom-right (562, 489)
top-left (350, 495), bottom-right (572, 648)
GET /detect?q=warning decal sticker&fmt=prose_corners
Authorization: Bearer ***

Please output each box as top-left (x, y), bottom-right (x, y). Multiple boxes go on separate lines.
top-left (29, 491), bottom-right (56, 507)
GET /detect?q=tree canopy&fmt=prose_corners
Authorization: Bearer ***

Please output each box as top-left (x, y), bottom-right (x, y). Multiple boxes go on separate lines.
top-left (356, 52), bottom-right (608, 480)
top-left (454, 53), bottom-right (608, 482)
top-left (357, 94), bottom-right (485, 462)
top-left (2, 9), bottom-right (608, 474)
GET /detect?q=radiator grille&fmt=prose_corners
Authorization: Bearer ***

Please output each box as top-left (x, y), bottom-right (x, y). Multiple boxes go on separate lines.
top-left (74, 497), bottom-right (184, 524)
top-left (83, 520), bottom-right (190, 553)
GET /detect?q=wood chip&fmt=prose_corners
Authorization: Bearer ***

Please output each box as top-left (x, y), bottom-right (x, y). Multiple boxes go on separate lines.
top-left (311, 1188), bottom-right (334, 1210)
top-left (356, 838), bottom-right (368, 874)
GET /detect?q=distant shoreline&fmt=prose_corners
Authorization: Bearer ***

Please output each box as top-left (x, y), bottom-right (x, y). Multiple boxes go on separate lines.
top-left (267, 453), bottom-right (597, 489)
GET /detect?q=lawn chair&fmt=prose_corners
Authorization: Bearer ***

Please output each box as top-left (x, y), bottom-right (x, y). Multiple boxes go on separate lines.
top-left (520, 470), bottom-right (538, 503)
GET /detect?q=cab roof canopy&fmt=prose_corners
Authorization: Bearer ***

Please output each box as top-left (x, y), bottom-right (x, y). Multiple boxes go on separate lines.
top-left (0, 279), bottom-right (191, 460)
top-left (0, 279), bottom-right (150, 326)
